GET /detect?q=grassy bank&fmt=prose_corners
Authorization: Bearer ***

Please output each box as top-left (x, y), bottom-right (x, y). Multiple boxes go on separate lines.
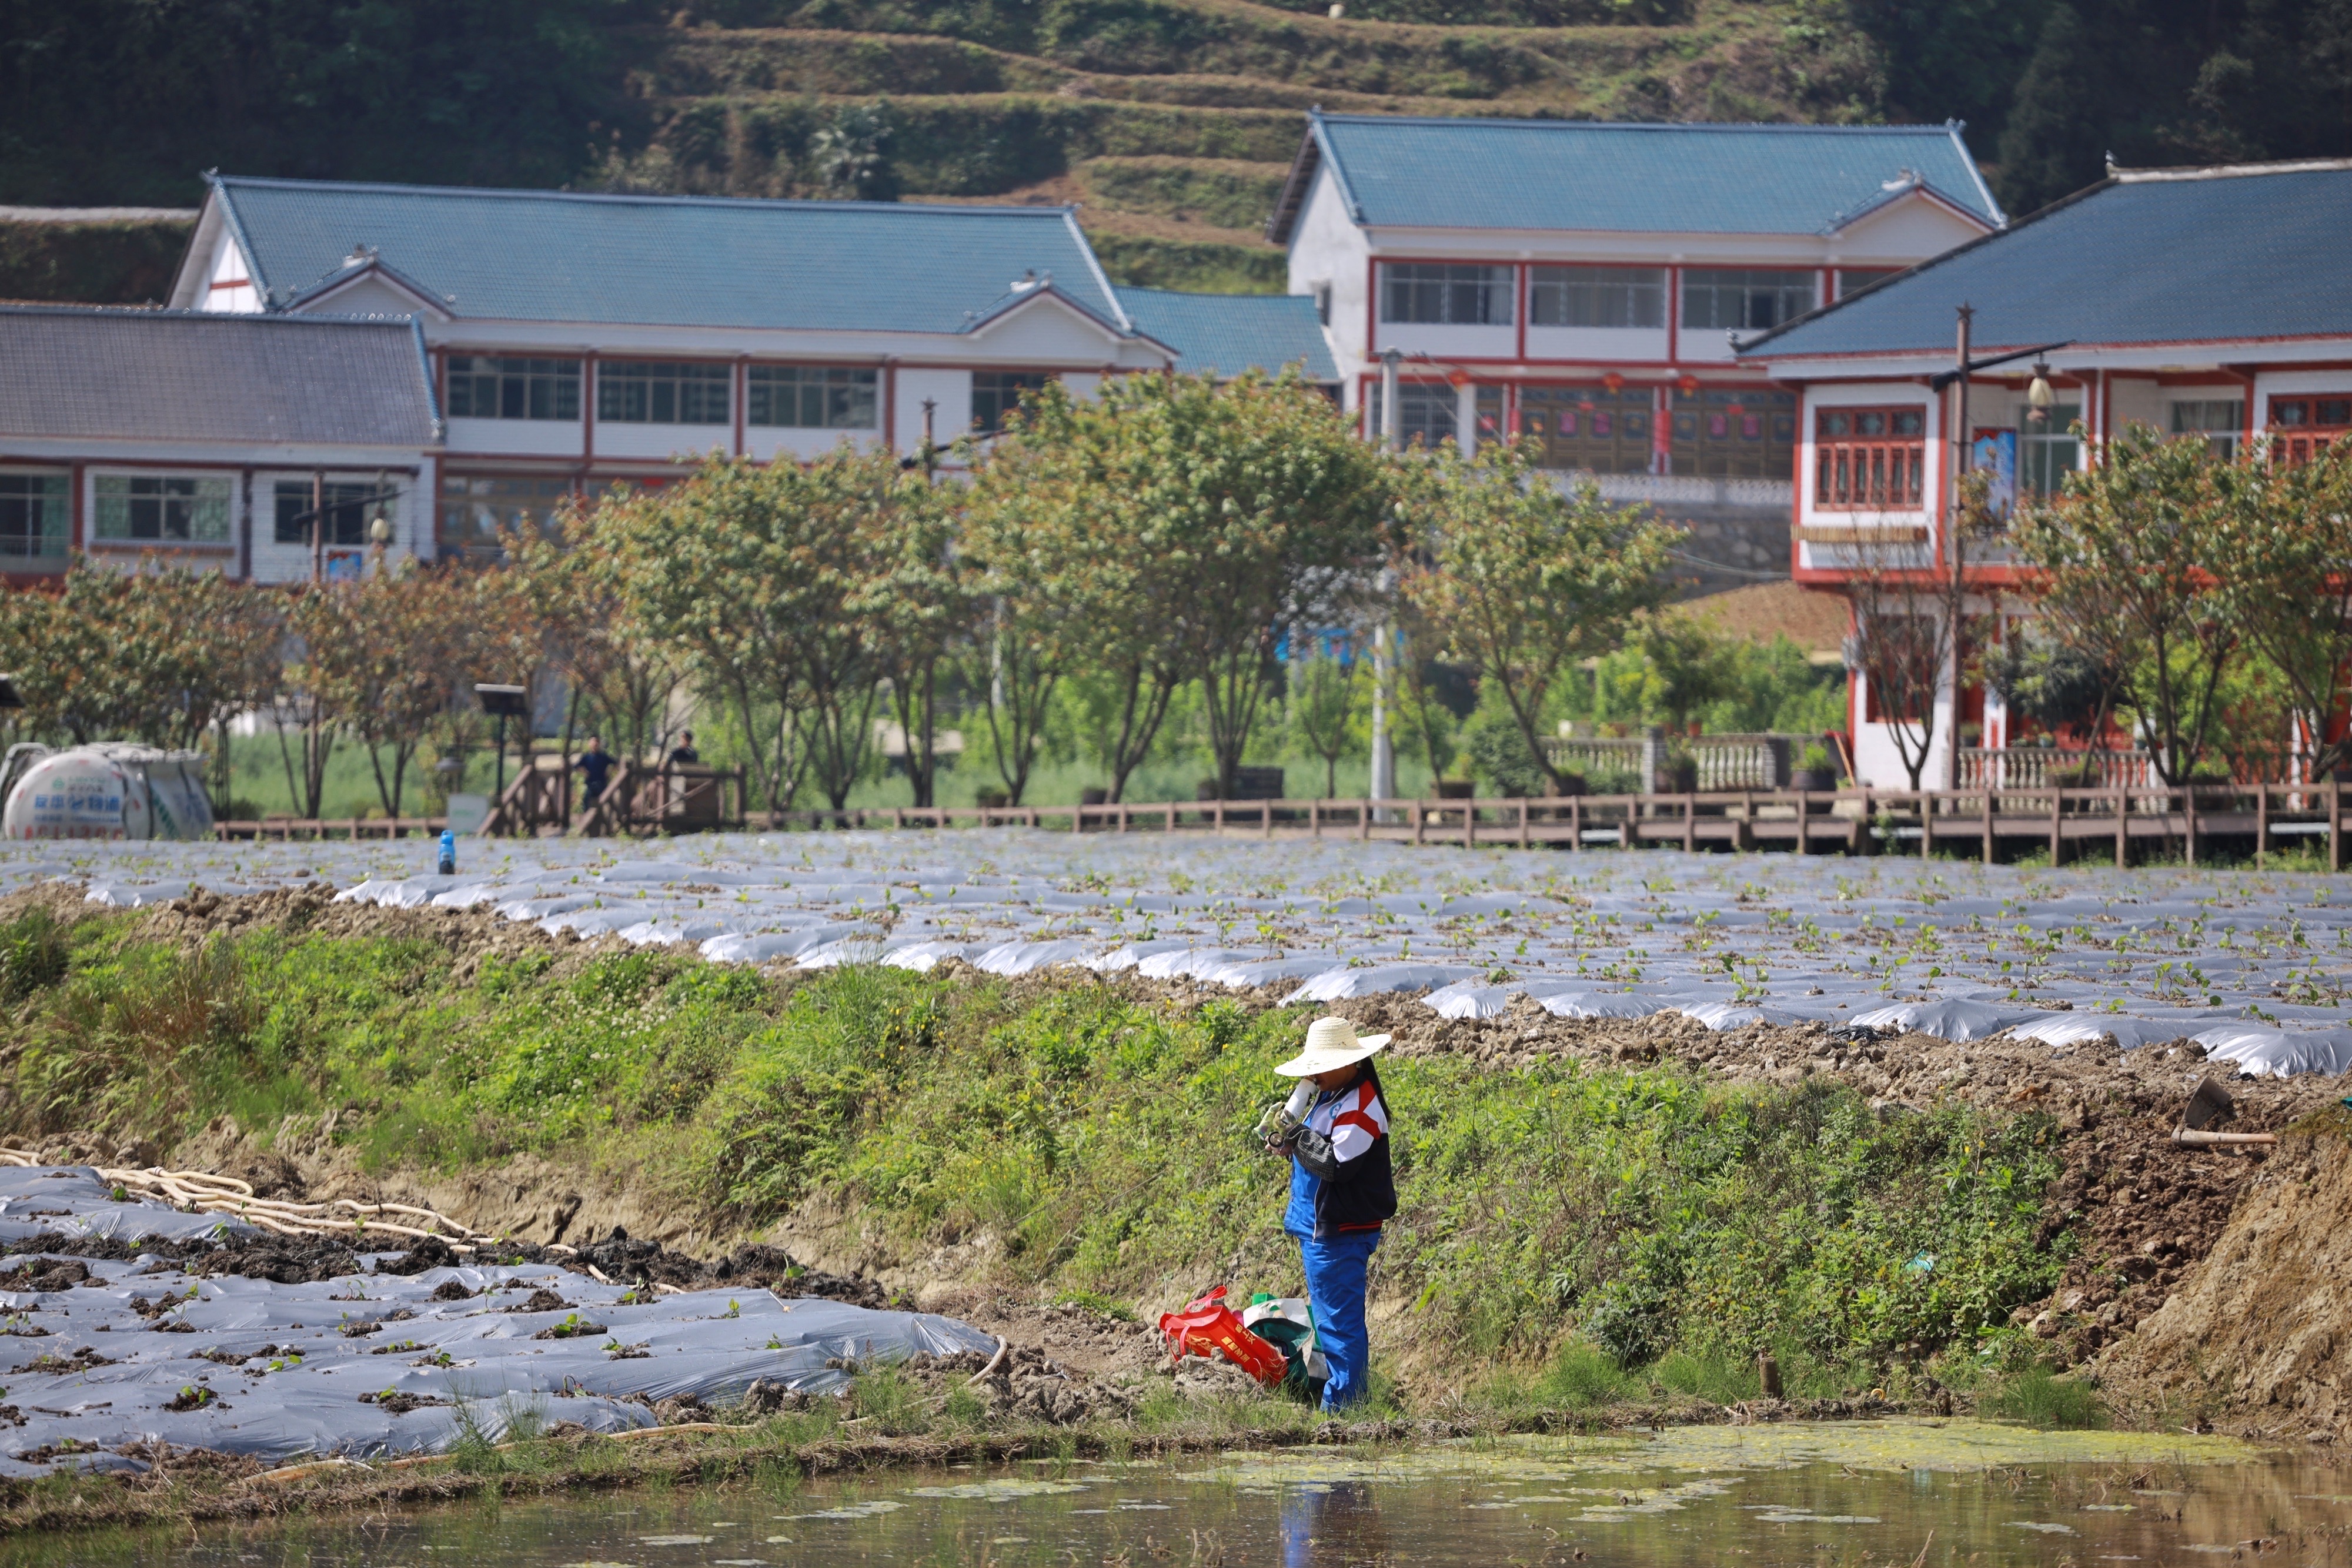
top-left (0, 904), bottom-right (2073, 1409)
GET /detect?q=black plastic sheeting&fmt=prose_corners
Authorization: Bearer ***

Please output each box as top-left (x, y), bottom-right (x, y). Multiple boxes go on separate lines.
top-left (0, 1168), bottom-right (994, 1476)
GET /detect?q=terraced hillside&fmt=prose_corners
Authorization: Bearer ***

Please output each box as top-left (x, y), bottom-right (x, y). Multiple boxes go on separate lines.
top-left (0, 0), bottom-right (1882, 302)
top-left (583, 0), bottom-right (1885, 291)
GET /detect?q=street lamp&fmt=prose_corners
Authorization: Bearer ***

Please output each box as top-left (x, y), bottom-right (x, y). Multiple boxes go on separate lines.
top-left (475, 683), bottom-right (531, 807)
top-left (2026, 361), bottom-right (2056, 426)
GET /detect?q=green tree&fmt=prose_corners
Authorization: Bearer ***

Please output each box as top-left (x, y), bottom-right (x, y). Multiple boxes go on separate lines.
top-left (1287, 647), bottom-right (1367, 797)
top-left (1400, 444), bottom-right (1678, 797)
top-left (2206, 434), bottom-right (2352, 778)
top-left (2013, 422), bottom-right (2237, 784)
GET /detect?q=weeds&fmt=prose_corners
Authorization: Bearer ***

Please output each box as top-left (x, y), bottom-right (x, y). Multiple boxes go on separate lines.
top-left (1981, 1366), bottom-right (2107, 1429)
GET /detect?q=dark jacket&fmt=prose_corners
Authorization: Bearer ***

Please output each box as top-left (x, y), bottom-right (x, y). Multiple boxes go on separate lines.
top-left (1286, 1064), bottom-right (1398, 1239)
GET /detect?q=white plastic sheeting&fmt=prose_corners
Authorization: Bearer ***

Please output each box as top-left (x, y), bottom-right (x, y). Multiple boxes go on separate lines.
top-left (6, 830), bottom-right (2350, 1075)
top-left (0, 1167), bottom-right (996, 1475)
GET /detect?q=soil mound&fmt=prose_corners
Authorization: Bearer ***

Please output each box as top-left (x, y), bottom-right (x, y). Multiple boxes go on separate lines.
top-left (2095, 1117), bottom-right (2352, 1438)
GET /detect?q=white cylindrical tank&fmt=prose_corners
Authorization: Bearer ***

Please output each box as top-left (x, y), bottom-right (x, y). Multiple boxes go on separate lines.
top-left (0, 744), bottom-right (215, 841)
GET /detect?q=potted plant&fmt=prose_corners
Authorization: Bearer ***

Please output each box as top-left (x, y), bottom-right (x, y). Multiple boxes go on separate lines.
top-left (1790, 743), bottom-right (1838, 794)
top-left (1662, 750), bottom-right (1699, 794)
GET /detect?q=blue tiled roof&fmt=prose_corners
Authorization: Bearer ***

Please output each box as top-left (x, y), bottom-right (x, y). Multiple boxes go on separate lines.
top-left (1285, 113), bottom-right (2000, 238)
top-left (1743, 165), bottom-right (2352, 360)
top-left (1112, 288), bottom-right (1338, 381)
top-left (205, 176), bottom-right (1130, 335)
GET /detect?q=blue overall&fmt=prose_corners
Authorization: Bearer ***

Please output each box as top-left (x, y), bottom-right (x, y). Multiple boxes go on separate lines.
top-left (1284, 1102), bottom-right (1381, 1412)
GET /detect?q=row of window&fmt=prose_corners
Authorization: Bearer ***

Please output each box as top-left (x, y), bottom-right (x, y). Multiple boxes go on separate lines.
top-left (1377, 265), bottom-right (1895, 332)
top-left (1368, 383), bottom-right (1798, 479)
top-left (0, 475), bottom-right (400, 553)
top-left (442, 359), bottom-right (1043, 434)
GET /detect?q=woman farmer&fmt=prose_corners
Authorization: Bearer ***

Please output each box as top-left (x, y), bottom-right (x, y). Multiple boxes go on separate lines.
top-left (1268, 1016), bottom-right (1396, 1411)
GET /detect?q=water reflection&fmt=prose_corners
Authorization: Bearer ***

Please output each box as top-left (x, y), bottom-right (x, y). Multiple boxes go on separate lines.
top-left (1, 1423), bottom-right (2346, 1568)
top-left (1283, 1479), bottom-right (1389, 1567)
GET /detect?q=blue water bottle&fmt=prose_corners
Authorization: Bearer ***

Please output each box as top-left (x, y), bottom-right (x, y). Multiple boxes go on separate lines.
top-left (437, 828), bottom-right (457, 877)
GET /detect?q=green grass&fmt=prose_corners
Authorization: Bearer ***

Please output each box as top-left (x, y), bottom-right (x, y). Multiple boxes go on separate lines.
top-left (0, 908), bottom-right (2074, 1393)
top-left (1980, 1366), bottom-right (2107, 1429)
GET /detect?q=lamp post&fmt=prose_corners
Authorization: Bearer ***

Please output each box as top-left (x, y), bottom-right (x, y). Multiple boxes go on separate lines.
top-left (475, 683), bottom-right (531, 811)
top-left (1926, 309), bottom-right (2072, 790)
top-left (1368, 347), bottom-right (1402, 811)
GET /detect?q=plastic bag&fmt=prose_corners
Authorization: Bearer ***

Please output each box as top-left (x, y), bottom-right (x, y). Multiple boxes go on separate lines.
top-left (1242, 1294), bottom-right (1330, 1394)
top-left (1158, 1285), bottom-right (1288, 1388)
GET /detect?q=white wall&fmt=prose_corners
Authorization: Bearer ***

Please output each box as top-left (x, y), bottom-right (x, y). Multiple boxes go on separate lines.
top-left (203, 234), bottom-right (261, 315)
top-left (1285, 165), bottom-right (1371, 392)
top-left (894, 369), bottom-right (970, 451)
top-left (1524, 326), bottom-right (1669, 363)
top-left (594, 422), bottom-right (731, 463)
top-left (1795, 381), bottom-right (1939, 576)
top-left (446, 417), bottom-right (583, 459)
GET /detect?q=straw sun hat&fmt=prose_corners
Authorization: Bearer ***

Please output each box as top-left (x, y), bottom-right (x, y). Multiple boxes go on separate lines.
top-left (1275, 1015), bottom-right (1391, 1078)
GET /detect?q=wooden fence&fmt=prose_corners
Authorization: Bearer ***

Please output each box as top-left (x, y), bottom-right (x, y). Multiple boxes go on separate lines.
top-left (215, 779), bottom-right (2352, 870)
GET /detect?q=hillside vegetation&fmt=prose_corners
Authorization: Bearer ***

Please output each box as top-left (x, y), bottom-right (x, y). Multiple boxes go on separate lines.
top-left (6, 0), bottom-right (2346, 299)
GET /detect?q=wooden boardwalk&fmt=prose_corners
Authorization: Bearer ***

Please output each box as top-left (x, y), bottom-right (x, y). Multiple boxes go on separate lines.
top-left (215, 781), bottom-right (2352, 870)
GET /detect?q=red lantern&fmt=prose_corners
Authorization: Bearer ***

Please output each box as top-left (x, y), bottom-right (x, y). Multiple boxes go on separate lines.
top-left (1677, 374), bottom-right (1700, 394)
top-left (1601, 371), bottom-right (1625, 394)
top-left (1446, 367), bottom-right (1472, 389)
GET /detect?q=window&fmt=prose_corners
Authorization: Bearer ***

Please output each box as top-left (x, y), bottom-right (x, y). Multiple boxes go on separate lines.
top-left (597, 361), bottom-right (730, 425)
top-left (2019, 403), bottom-right (2080, 497)
top-left (1379, 263), bottom-right (1512, 326)
top-left (747, 366), bottom-right (878, 430)
top-left (2269, 395), bottom-right (2351, 464)
top-left (1528, 266), bottom-right (1664, 330)
top-left (274, 480), bottom-right (386, 547)
top-left (971, 371), bottom-right (1052, 436)
top-left (1519, 385), bottom-right (1653, 474)
top-left (1835, 268), bottom-right (1900, 299)
top-left (2170, 399), bottom-right (2244, 460)
top-left (1680, 268), bottom-right (1816, 333)
top-left (92, 474), bottom-right (231, 543)
top-left (1814, 406), bottom-right (1926, 510)
top-left (445, 356), bottom-right (580, 421)
top-left (1673, 387), bottom-right (1796, 480)
top-left (0, 473), bottom-right (68, 560)
top-left (1367, 383), bottom-right (1502, 450)
top-left (439, 473), bottom-right (576, 557)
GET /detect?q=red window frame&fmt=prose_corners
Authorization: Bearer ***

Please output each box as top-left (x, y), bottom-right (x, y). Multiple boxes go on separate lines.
top-left (2269, 394), bottom-right (2351, 465)
top-left (1814, 404), bottom-right (1926, 511)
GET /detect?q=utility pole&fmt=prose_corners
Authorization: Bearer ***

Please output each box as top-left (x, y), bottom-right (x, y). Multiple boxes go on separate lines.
top-left (1945, 305), bottom-right (1972, 794)
top-left (1368, 347), bottom-right (1402, 808)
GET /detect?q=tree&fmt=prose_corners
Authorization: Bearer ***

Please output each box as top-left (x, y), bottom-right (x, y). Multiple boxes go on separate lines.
top-left (1841, 471), bottom-right (2000, 791)
top-left (970, 379), bottom-right (1188, 804)
top-left (2206, 434), bottom-right (2352, 778)
top-left (1399, 442), bottom-right (1678, 797)
top-left (613, 456), bottom-right (877, 817)
top-left (2013, 422), bottom-right (2237, 784)
top-left (867, 469), bottom-right (965, 810)
top-left (305, 566), bottom-right (472, 816)
top-left (1288, 646), bottom-right (1367, 798)
top-left (517, 500), bottom-right (688, 773)
top-left (1088, 371), bottom-right (1395, 797)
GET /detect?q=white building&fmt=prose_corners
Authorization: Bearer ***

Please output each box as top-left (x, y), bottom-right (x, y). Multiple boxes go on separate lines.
top-left (163, 175), bottom-right (1334, 563)
top-left (1736, 157), bottom-right (2352, 787)
top-left (1267, 113), bottom-right (2002, 588)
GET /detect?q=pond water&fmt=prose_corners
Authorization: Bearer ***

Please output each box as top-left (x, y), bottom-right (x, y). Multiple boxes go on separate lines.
top-left (9, 1422), bottom-right (2348, 1567)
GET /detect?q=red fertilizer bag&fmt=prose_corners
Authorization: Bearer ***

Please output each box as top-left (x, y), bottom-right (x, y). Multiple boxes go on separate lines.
top-left (1157, 1285), bottom-right (1288, 1388)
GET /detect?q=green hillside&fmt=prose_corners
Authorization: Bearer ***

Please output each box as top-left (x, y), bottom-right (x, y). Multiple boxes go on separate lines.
top-left (4, 0), bottom-right (2346, 300)
top-left (580, 0), bottom-right (1879, 290)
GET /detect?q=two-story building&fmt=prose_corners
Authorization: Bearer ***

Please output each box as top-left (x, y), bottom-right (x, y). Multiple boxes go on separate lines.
top-left (1267, 112), bottom-right (2004, 590)
top-left (0, 174), bottom-right (1318, 574)
top-left (1736, 156), bottom-right (2352, 787)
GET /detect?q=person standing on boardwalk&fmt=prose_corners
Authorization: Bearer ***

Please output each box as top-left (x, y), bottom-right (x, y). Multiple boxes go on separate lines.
top-left (1267, 1016), bottom-right (1396, 1410)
